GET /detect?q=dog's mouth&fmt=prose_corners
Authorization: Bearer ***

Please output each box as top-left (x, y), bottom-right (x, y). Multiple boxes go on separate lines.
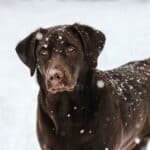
top-left (47, 84), bottom-right (76, 94)
top-left (45, 68), bottom-right (77, 94)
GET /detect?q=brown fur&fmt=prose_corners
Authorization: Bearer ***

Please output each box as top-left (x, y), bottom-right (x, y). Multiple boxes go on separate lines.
top-left (16, 23), bottom-right (150, 150)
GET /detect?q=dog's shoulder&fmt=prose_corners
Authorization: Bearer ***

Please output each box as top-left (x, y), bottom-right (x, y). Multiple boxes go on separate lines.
top-left (92, 69), bottom-right (113, 89)
top-left (92, 58), bottom-right (150, 103)
top-left (103, 58), bottom-right (150, 105)
top-left (105, 58), bottom-right (150, 86)
top-left (91, 69), bottom-right (116, 101)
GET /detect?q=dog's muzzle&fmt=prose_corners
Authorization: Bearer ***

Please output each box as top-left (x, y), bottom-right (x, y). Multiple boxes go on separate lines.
top-left (45, 68), bottom-right (76, 93)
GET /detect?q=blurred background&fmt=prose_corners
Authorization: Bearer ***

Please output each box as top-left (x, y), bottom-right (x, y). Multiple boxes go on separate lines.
top-left (0, 0), bottom-right (150, 149)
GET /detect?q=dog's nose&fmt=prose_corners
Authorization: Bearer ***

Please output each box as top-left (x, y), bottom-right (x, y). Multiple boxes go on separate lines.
top-left (48, 68), bottom-right (64, 86)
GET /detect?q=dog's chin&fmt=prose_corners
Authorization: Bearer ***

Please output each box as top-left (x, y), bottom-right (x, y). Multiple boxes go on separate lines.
top-left (47, 84), bottom-right (76, 94)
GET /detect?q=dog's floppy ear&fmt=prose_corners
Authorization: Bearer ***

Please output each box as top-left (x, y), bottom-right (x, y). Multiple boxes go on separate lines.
top-left (16, 28), bottom-right (47, 76)
top-left (72, 23), bottom-right (106, 68)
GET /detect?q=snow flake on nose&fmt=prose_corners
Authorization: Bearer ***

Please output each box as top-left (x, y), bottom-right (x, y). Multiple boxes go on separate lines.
top-left (134, 137), bottom-right (141, 144)
top-left (97, 80), bottom-right (105, 88)
top-left (80, 129), bottom-right (85, 134)
top-left (106, 117), bottom-right (110, 122)
top-left (49, 68), bottom-right (58, 76)
top-left (35, 32), bottom-right (43, 40)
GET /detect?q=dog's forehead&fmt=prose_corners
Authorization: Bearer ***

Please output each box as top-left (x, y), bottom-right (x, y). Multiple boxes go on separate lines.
top-left (37, 25), bottom-right (81, 49)
top-left (48, 25), bottom-right (71, 38)
top-left (48, 26), bottom-right (76, 42)
top-left (37, 26), bottom-right (74, 45)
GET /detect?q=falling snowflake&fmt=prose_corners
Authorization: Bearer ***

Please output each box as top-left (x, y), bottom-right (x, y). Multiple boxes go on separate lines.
top-left (55, 49), bottom-right (59, 52)
top-left (80, 129), bottom-right (85, 134)
top-left (129, 85), bottom-right (134, 90)
top-left (135, 124), bottom-right (140, 129)
top-left (73, 106), bottom-right (77, 110)
top-left (58, 35), bottom-right (62, 40)
top-left (61, 41), bottom-right (64, 44)
top-left (88, 130), bottom-right (92, 134)
top-left (105, 147), bottom-right (109, 150)
top-left (45, 37), bottom-right (49, 41)
top-left (50, 110), bottom-right (53, 114)
top-left (134, 137), bottom-right (141, 144)
top-left (97, 80), bottom-right (105, 88)
top-left (67, 114), bottom-right (71, 118)
top-left (124, 97), bottom-right (127, 101)
top-left (35, 32), bottom-right (43, 40)
top-left (139, 92), bottom-right (142, 95)
top-left (43, 44), bottom-right (48, 48)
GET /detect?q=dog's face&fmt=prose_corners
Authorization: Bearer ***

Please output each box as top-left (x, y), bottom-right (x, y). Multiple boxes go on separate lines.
top-left (36, 27), bottom-right (84, 93)
top-left (16, 24), bottom-right (105, 93)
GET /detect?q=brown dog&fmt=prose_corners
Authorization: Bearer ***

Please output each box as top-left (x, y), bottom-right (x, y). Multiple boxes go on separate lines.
top-left (16, 23), bottom-right (150, 150)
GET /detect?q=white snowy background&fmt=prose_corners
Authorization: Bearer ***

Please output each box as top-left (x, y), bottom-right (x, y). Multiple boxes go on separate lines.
top-left (0, 0), bottom-right (150, 149)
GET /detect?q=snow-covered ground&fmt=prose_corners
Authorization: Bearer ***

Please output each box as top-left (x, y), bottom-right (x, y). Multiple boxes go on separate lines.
top-left (0, 0), bottom-right (150, 149)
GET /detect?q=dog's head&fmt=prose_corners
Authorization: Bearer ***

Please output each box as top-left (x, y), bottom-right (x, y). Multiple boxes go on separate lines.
top-left (16, 23), bottom-right (105, 93)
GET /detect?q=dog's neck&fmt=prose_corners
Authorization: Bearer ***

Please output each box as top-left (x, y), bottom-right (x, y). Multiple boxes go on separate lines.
top-left (37, 67), bottom-right (99, 134)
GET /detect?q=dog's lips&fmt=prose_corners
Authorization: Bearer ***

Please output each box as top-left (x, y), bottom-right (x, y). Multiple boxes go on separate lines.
top-left (45, 68), bottom-right (77, 93)
top-left (46, 81), bottom-right (76, 94)
top-left (48, 85), bottom-right (75, 94)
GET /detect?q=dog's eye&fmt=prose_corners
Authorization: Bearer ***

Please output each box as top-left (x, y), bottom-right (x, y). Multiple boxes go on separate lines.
top-left (39, 49), bottom-right (49, 56)
top-left (65, 46), bottom-right (76, 53)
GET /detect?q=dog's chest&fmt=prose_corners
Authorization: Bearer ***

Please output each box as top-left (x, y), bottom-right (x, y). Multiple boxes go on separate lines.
top-left (46, 116), bottom-right (102, 150)
top-left (48, 92), bottom-right (98, 130)
top-left (43, 92), bottom-right (102, 149)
